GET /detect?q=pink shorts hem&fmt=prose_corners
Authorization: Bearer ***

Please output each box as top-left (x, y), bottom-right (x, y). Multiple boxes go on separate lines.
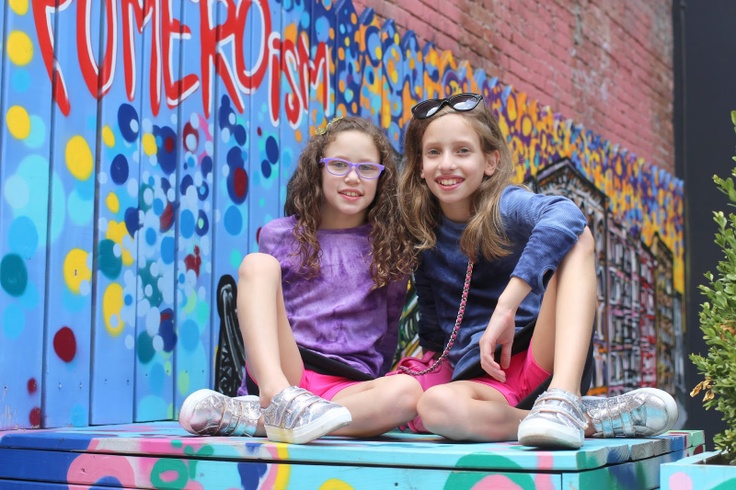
top-left (298, 369), bottom-right (361, 400)
top-left (245, 364), bottom-right (360, 401)
top-left (470, 348), bottom-right (550, 405)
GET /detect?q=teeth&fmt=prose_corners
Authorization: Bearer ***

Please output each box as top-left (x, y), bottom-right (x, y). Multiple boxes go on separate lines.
top-left (439, 179), bottom-right (460, 186)
top-left (342, 191), bottom-right (360, 197)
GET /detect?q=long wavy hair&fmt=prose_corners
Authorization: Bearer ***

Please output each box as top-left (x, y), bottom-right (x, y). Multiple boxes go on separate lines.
top-left (399, 101), bottom-right (515, 261)
top-left (284, 116), bottom-right (414, 288)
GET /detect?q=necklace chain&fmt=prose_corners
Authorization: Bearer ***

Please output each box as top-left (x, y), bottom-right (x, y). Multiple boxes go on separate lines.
top-left (399, 260), bottom-right (473, 376)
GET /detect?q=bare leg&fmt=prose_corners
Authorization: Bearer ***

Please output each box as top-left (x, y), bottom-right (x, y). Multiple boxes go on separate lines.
top-left (526, 227), bottom-right (598, 436)
top-left (530, 227), bottom-right (596, 396)
top-left (237, 253), bottom-right (303, 406)
top-left (417, 381), bottom-right (526, 441)
top-left (330, 374), bottom-right (423, 437)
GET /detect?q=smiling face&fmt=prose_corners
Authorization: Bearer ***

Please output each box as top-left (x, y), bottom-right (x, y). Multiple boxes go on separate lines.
top-left (319, 130), bottom-right (381, 229)
top-left (420, 113), bottom-right (498, 222)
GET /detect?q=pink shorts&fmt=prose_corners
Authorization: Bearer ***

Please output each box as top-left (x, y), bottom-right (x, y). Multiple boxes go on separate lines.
top-left (397, 347), bottom-right (549, 405)
top-left (297, 369), bottom-right (361, 400)
top-left (469, 348), bottom-right (550, 406)
top-left (391, 346), bottom-right (550, 433)
top-left (246, 364), bottom-right (360, 401)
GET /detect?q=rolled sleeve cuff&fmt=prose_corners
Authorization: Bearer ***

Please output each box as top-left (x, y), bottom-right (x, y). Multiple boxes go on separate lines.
top-left (512, 227), bottom-right (580, 294)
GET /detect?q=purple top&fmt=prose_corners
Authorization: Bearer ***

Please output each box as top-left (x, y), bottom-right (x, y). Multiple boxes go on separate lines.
top-left (253, 216), bottom-right (408, 378)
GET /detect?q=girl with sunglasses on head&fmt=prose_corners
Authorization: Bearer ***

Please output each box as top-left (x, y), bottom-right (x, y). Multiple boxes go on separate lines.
top-left (397, 93), bottom-right (678, 448)
top-left (179, 116), bottom-right (421, 444)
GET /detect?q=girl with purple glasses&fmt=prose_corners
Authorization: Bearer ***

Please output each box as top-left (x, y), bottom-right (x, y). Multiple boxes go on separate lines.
top-left (179, 117), bottom-right (421, 444)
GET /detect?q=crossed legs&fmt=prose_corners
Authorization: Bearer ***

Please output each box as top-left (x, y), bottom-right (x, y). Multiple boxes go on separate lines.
top-left (237, 253), bottom-right (422, 438)
top-left (417, 228), bottom-right (597, 441)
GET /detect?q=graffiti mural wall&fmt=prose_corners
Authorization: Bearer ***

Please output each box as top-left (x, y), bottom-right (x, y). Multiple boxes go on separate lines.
top-left (0, 0), bottom-right (684, 430)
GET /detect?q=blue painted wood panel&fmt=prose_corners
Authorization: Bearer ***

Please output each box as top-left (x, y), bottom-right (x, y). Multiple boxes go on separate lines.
top-left (42, 0), bottom-right (99, 428)
top-left (0, 0), bottom-right (52, 429)
top-left (173, 0), bottom-right (216, 408)
top-left (246, 1), bottom-right (281, 254)
top-left (89, 0), bottom-right (146, 425)
top-left (132, 0), bottom-right (182, 422)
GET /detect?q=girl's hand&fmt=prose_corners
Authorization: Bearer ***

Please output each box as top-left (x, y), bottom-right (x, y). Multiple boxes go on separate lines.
top-left (479, 307), bottom-right (516, 381)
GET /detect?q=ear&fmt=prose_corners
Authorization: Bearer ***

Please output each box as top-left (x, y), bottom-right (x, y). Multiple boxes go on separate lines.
top-left (420, 167), bottom-right (425, 179)
top-left (485, 150), bottom-right (500, 176)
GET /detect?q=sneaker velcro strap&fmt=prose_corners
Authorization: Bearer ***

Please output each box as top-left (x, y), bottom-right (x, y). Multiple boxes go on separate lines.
top-left (530, 391), bottom-right (588, 430)
top-left (594, 397), bottom-right (636, 437)
top-left (264, 386), bottom-right (334, 431)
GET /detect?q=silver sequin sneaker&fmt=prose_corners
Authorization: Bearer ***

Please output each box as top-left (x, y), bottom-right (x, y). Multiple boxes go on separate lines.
top-left (179, 389), bottom-right (261, 436)
top-left (263, 386), bottom-right (352, 444)
top-left (582, 387), bottom-right (678, 438)
top-left (517, 388), bottom-right (587, 449)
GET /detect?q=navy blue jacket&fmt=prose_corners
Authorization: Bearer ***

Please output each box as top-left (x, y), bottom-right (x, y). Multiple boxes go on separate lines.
top-left (415, 185), bottom-right (588, 379)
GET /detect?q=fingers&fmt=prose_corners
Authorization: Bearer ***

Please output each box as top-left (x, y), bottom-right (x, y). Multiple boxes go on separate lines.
top-left (500, 343), bottom-right (512, 370)
top-left (479, 331), bottom-right (506, 382)
top-left (480, 350), bottom-right (507, 382)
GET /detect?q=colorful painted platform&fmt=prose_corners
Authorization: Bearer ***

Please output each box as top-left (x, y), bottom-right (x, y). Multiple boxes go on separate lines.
top-left (660, 450), bottom-right (736, 489)
top-left (0, 423), bottom-right (703, 489)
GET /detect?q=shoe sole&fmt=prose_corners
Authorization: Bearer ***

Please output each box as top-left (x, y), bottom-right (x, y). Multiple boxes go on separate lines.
top-left (265, 406), bottom-right (352, 444)
top-left (518, 418), bottom-right (583, 449)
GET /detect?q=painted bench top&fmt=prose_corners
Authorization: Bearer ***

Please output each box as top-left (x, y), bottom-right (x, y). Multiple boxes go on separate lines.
top-left (0, 423), bottom-right (704, 489)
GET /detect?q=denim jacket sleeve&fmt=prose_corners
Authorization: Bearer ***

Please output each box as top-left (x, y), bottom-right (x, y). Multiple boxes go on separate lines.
top-left (502, 186), bottom-right (588, 295)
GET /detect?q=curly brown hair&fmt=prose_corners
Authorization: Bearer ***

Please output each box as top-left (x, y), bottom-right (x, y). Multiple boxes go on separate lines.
top-left (399, 99), bottom-right (515, 261)
top-left (284, 116), bottom-right (414, 288)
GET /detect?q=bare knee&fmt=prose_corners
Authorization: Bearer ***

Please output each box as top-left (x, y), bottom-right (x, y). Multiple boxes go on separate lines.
top-left (238, 253), bottom-right (280, 283)
top-left (388, 375), bottom-right (423, 417)
top-left (417, 385), bottom-right (464, 433)
top-left (576, 226), bottom-right (595, 255)
top-left (418, 386), bottom-right (517, 441)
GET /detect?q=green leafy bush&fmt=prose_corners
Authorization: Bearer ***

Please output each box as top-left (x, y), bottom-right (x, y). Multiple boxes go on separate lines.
top-left (691, 110), bottom-right (736, 461)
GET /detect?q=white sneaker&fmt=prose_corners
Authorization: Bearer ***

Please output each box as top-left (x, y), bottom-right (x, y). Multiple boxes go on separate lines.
top-left (263, 386), bottom-right (352, 444)
top-left (179, 389), bottom-right (260, 436)
top-left (582, 387), bottom-right (678, 438)
top-left (518, 388), bottom-right (587, 449)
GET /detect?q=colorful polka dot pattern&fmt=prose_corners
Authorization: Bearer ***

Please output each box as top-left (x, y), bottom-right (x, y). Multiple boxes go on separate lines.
top-left (0, 0), bottom-right (683, 429)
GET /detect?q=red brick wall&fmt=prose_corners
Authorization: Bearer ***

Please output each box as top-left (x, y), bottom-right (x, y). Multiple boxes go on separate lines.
top-left (354, 0), bottom-right (674, 173)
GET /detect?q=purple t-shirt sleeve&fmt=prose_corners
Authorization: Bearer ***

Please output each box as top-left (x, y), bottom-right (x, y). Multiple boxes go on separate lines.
top-left (257, 218), bottom-right (289, 256)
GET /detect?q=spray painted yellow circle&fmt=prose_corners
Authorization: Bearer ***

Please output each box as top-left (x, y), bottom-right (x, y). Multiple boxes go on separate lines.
top-left (106, 192), bottom-right (120, 213)
top-left (6, 105), bottom-right (31, 140)
top-left (103, 283), bottom-right (125, 336)
top-left (7, 31), bottom-right (33, 66)
top-left (64, 249), bottom-right (91, 294)
top-left (102, 125), bottom-right (115, 147)
top-left (142, 133), bottom-right (157, 156)
top-left (10, 0), bottom-right (29, 15)
top-left (65, 135), bottom-right (94, 181)
top-left (318, 480), bottom-right (354, 490)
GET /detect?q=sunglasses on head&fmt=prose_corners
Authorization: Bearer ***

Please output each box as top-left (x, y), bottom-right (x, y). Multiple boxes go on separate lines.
top-left (411, 93), bottom-right (484, 119)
